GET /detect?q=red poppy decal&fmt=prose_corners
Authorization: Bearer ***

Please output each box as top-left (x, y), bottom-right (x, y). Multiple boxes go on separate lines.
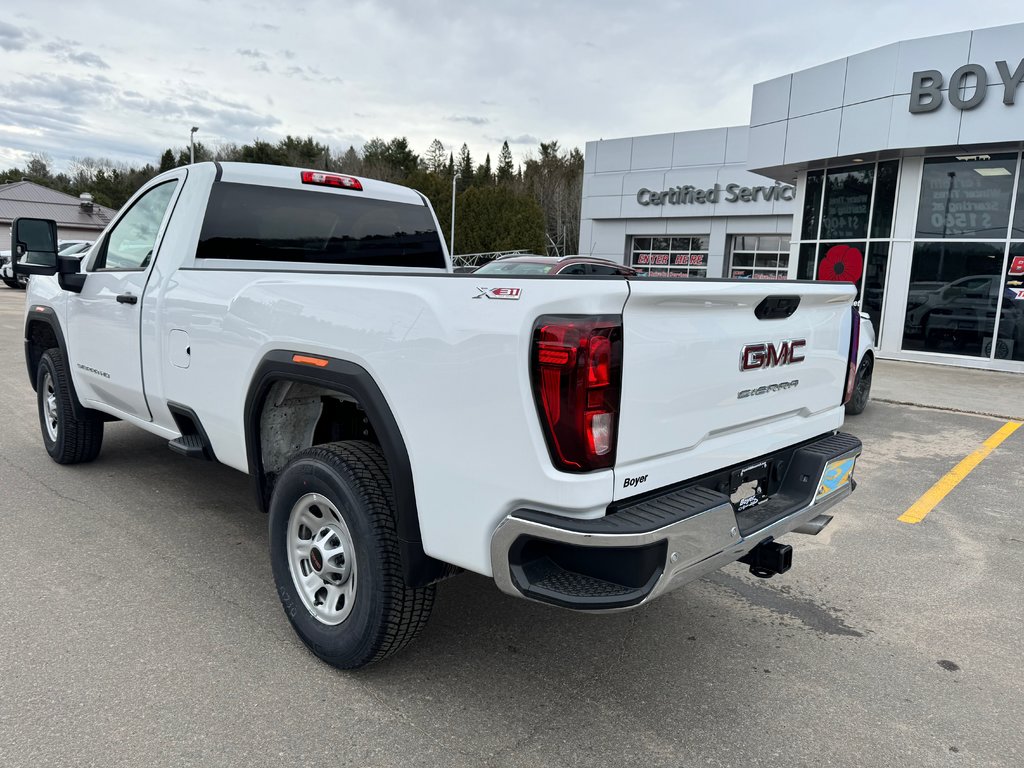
top-left (818, 245), bottom-right (864, 283)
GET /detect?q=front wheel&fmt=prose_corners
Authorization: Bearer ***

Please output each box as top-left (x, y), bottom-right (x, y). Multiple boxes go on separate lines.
top-left (2, 276), bottom-right (20, 289)
top-left (268, 441), bottom-right (435, 669)
top-left (37, 349), bottom-right (104, 463)
top-left (845, 355), bottom-right (873, 416)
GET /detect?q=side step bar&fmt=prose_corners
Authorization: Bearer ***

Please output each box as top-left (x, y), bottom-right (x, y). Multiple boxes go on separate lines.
top-left (169, 433), bottom-right (211, 460)
top-left (166, 402), bottom-right (217, 461)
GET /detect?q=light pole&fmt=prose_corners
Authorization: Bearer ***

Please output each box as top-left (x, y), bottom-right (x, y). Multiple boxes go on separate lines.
top-left (450, 173), bottom-right (461, 258)
top-left (189, 126), bottom-right (199, 164)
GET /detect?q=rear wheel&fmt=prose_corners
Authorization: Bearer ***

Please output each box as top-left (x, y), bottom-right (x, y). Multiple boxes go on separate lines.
top-left (36, 349), bottom-right (104, 463)
top-left (268, 441), bottom-right (435, 669)
top-left (845, 354), bottom-right (873, 416)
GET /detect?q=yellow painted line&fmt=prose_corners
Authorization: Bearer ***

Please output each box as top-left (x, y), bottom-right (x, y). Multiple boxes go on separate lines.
top-left (899, 420), bottom-right (1022, 524)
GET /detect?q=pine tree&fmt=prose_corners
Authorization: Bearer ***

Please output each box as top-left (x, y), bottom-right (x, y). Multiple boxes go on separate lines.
top-left (457, 143), bottom-right (473, 183)
top-left (25, 154), bottom-right (53, 182)
top-left (475, 153), bottom-right (492, 184)
top-left (158, 149), bottom-right (176, 173)
top-left (176, 142), bottom-right (211, 166)
top-left (384, 137), bottom-right (419, 177)
top-left (497, 141), bottom-right (514, 183)
top-left (446, 152), bottom-right (455, 178)
top-left (361, 137), bottom-right (388, 167)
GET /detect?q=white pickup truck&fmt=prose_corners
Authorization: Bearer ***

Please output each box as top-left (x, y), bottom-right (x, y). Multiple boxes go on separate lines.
top-left (12, 163), bottom-right (862, 669)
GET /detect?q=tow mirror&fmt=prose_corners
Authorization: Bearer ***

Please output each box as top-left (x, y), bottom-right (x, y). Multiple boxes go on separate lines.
top-left (11, 218), bottom-right (59, 277)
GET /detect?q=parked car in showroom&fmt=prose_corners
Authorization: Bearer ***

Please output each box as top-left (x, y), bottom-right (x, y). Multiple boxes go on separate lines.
top-left (922, 279), bottom-right (1024, 359)
top-left (474, 254), bottom-right (638, 276)
top-left (3, 240), bottom-right (92, 288)
top-left (904, 274), bottom-right (998, 338)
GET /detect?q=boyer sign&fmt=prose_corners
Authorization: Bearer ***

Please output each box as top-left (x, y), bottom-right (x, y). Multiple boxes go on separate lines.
top-left (909, 58), bottom-right (1024, 112)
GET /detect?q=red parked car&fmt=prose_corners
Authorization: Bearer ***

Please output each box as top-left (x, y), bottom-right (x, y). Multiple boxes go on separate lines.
top-left (473, 254), bottom-right (638, 276)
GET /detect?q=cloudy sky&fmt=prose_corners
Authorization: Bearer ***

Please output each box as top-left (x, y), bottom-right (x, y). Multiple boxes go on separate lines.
top-left (1, 1), bottom-right (1022, 172)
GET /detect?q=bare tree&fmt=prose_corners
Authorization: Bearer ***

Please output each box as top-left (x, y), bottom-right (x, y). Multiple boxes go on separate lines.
top-left (425, 139), bottom-right (447, 174)
top-left (335, 146), bottom-right (363, 175)
top-left (522, 142), bottom-right (583, 257)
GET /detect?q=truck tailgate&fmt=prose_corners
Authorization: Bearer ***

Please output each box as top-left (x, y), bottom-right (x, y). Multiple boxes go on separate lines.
top-left (614, 279), bottom-right (856, 501)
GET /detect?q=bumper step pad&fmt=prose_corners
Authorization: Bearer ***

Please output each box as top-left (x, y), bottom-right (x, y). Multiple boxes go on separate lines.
top-left (530, 562), bottom-right (636, 599)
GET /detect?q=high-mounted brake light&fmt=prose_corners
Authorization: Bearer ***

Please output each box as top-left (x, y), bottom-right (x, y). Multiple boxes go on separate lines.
top-left (300, 171), bottom-right (363, 191)
top-left (531, 315), bottom-right (623, 472)
top-left (843, 306), bottom-right (861, 405)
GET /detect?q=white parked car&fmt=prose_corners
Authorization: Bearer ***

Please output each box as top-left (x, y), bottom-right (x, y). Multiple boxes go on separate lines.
top-left (3, 240), bottom-right (92, 288)
top-left (11, 162), bottom-right (862, 669)
top-left (0, 250), bottom-right (14, 288)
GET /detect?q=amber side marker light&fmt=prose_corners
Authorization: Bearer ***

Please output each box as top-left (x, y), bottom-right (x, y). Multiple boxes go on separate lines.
top-left (292, 354), bottom-right (329, 367)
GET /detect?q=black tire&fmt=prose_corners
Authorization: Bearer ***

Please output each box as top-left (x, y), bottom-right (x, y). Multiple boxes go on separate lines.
top-left (845, 354), bottom-right (873, 416)
top-left (269, 441), bottom-right (435, 669)
top-left (36, 349), bottom-right (104, 464)
top-left (2, 276), bottom-right (20, 289)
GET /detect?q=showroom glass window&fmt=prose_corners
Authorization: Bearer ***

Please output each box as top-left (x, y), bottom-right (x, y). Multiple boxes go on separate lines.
top-left (796, 160), bottom-right (898, 337)
top-left (729, 235), bottom-right (791, 280)
top-left (903, 153), bottom-right (1024, 362)
top-left (630, 236), bottom-right (709, 278)
top-left (915, 154), bottom-right (1016, 239)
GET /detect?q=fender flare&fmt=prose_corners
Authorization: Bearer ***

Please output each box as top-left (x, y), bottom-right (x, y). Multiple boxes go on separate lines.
top-left (244, 350), bottom-right (449, 588)
top-left (23, 305), bottom-right (90, 420)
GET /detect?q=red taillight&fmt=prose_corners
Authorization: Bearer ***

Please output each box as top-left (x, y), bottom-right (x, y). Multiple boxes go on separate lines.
top-left (531, 315), bottom-right (622, 472)
top-left (300, 171), bottom-right (363, 191)
top-left (843, 307), bottom-right (861, 404)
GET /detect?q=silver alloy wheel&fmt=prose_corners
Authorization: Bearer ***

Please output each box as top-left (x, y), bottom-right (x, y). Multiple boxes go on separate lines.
top-left (42, 370), bottom-right (59, 442)
top-left (286, 493), bottom-right (357, 625)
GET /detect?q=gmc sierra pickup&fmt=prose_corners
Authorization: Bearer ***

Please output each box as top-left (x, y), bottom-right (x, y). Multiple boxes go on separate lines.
top-left (12, 162), bottom-right (862, 669)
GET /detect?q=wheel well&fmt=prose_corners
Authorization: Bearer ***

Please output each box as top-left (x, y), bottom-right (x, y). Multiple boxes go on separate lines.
top-left (862, 349), bottom-right (874, 367)
top-left (245, 355), bottom-right (457, 588)
top-left (26, 320), bottom-right (59, 390)
top-left (257, 380), bottom-right (380, 487)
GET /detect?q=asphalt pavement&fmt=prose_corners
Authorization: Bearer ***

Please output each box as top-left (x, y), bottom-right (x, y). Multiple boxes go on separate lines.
top-left (0, 287), bottom-right (1021, 767)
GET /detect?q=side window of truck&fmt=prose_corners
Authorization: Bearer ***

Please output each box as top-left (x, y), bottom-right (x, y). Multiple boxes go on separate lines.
top-left (95, 181), bottom-right (179, 271)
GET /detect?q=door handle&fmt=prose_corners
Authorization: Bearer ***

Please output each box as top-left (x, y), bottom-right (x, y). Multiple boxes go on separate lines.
top-left (116, 293), bottom-right (138, 305)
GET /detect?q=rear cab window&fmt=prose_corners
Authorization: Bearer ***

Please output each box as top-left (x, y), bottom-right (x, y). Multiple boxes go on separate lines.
top-left (196, 183), bottom-right (446, 269)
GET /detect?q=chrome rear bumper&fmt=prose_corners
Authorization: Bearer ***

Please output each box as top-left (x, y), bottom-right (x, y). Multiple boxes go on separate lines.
top-left (489, 432), bottom-right (861, 611)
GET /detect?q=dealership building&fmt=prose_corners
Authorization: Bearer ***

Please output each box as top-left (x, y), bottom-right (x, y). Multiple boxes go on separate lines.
top-left (580, 21), bottom-right (1024, 372)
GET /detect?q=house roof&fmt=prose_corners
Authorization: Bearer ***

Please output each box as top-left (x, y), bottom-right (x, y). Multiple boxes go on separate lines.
top-left (0, 181), bottom-right (118, 230)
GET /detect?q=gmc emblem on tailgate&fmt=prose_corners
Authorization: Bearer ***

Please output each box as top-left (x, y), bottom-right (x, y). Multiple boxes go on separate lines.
top-left (740, 339), bottom-right (806, 371)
